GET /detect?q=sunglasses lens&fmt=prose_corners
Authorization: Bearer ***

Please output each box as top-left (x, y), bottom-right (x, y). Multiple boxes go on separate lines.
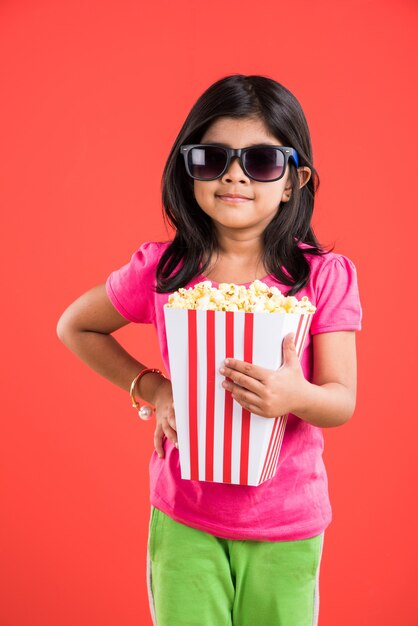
top-left (244, 147), bottom-right (285, 181)
top-left (188, 146), bottom-right (227, 179)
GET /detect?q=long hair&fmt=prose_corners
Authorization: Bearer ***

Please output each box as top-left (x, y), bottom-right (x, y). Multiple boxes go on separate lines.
top-left (156, 74), bottom-right (329, 295)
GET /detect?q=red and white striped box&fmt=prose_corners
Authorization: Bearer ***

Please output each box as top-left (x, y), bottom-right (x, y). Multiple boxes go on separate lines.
top-left (164, 307), bottom-right (312, 486)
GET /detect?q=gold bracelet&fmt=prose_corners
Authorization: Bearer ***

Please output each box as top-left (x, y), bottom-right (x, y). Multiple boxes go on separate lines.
top-left (130, 368), bottom-right (166, 420)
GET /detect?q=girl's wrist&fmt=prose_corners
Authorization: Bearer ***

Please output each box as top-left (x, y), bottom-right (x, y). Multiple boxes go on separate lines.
top-left (136, 371), bottom-right (168, 406)
top-left (290, 379), bottom-right (355, 428)
top-left (290, 378), bottom-right (314, 419)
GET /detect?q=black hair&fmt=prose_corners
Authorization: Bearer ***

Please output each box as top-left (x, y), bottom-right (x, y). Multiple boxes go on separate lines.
top-left (156, 73), bottom-right (329, 295)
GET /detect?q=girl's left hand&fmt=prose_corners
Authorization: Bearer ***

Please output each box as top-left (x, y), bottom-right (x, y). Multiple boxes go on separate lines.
top-left (220, 333), bottom-right (308, 418)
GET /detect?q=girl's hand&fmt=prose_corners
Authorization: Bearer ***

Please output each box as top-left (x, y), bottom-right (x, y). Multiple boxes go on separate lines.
top-left (152, 378), bottom-right (178, 458)
top-left (220, 333), bottom-right (308, 418)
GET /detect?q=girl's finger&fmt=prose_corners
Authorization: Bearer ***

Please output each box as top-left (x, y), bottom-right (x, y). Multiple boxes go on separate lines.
top-left (154, 424), bottom-right (165, 459)
top-left (163, 427), bottom-right (178, 448)
top-left (160, 417), bottom-right (178, 448)
top-left (220, 362), bottom-right (266, 393)
top-left (223, 358), bottom-right (269, 381)
top-left (226, 384), bottom-right (262, 413)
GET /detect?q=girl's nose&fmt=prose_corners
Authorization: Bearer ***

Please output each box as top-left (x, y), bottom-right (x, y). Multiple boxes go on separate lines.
top-left (221, 156), bottom-right (249, 182)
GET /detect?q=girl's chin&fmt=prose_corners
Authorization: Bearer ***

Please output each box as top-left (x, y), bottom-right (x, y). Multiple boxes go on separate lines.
top-left (213, 217), bottom-right (259, 230)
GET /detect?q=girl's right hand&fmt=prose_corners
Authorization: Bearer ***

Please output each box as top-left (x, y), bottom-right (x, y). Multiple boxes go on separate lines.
top-left (152, 378), bottom-right (177, 458)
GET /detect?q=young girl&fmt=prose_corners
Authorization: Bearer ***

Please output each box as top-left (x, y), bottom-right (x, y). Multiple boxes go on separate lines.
top-left (57, 74), bottom-right (362, 626)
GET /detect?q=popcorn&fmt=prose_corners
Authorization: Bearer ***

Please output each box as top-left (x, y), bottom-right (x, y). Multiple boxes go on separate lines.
top-left (165, 280), bottom-right (316, 314)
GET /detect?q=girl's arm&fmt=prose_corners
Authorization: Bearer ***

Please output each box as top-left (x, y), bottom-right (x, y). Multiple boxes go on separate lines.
top-left (57, 285), bottom-right (177, 455)
top-left (220, 331), bottom-right (357, 428)
top-left (292, 331), bottom-right (357, 427)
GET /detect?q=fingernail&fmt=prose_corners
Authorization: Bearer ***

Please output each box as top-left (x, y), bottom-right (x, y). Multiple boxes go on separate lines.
top-left (219, 367), bottom-right (225, 374)
top-left (224, 358), bottom-right (230, 365)
top-left (175, 442), bottom-right (178, 448)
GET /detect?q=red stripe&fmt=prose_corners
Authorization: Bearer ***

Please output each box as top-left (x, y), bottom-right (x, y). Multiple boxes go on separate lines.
top-left (223, 312), bottom-right (234, 483)
top-left (239, 314), bottom-right (253, 484)
top-left (263, 414), bottom-right (283, 480)
top-left (269, 415), bottom-right (287, 478)
top-left (263, 417), bottom-right (282, 480)
top-left (259, 417), bottom-right (280, 483)
top-left (188, 310), bottom-right (199, 480)
top-left (298, 314), bottom-right (312, 357)
top-left (272, 415), bottom-right (287, 476)
top-left (240, 408), bottom-right (251, 484)
top-left (294, 315), bottom-right (304, 353)
top-left (205, 310), bottom-right (215, 482)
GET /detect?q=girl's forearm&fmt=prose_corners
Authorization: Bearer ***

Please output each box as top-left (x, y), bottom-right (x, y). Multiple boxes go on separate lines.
top-left (293, 380), bottom-right (356, 428)
top-left (57, 329), bottom-right (165, 405)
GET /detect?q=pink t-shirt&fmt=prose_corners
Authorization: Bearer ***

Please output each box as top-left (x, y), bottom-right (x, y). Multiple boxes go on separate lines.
top-left (106, 241), bottom-right (362, 541)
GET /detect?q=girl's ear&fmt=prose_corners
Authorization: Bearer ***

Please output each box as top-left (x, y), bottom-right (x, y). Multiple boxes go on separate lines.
top-left (281, 167), bottom-right (312, 202)
top-left (297, 166), bottom-right (312, 189)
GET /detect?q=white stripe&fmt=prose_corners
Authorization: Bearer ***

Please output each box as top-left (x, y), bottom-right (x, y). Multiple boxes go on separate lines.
top-left (164, 308), bottom-right (191, 479)
top-left (311, 531), bottom-right (325, 626)
top-left (146, 506), bottom-right (157, 626)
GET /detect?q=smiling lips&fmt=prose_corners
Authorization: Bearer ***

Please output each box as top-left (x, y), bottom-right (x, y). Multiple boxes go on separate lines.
top-left (217, 193), bottom-right (252, 203)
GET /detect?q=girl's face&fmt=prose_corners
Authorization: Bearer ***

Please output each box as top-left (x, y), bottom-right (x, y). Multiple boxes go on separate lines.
top-left (193, 116), bottom-right (309, 238)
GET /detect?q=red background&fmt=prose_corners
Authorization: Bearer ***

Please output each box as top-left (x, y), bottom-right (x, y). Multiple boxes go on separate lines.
top-left (1, 1), bottom-right (417, 624)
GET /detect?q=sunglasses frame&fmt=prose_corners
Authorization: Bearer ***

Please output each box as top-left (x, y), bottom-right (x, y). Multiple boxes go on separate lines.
top-left (180, 143), bottom-right (299, 182)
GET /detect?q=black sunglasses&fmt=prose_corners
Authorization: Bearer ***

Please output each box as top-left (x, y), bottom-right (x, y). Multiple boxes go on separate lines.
top-left (180, 144), bottom-right (299, 182)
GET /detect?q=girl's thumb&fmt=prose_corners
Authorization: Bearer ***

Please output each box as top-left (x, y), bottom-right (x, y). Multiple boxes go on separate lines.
top-left (283, 333), bottom-right (297, 364)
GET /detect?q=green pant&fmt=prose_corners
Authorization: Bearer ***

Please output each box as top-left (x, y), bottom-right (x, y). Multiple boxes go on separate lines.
top-left (147, 506), bottom-right (324, 626)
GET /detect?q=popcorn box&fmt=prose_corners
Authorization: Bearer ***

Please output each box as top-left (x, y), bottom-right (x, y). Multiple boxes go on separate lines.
top-left (164, 306), bottom-right (313, 486)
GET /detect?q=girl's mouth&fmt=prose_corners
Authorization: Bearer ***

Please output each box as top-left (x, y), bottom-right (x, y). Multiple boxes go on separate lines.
top-left (216, 195), bottom-right (252, 203)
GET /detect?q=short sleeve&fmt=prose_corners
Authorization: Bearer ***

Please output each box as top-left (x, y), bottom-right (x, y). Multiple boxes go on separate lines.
top-left (105, 241), bottom-right (160, 324)
top-left (310, 254), bottom-right (362, 334)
